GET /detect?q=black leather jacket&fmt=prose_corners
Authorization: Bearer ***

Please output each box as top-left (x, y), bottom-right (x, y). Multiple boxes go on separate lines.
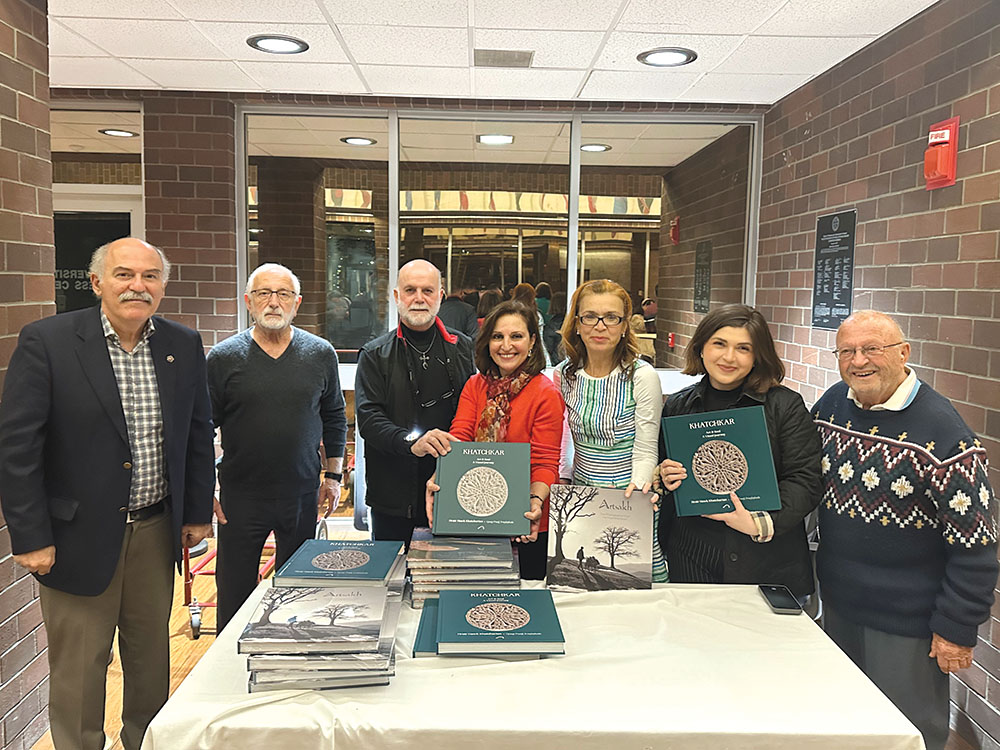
top-left (354, 318), bottom-right (475, 519)
top-left (657, 378), bottom-right (822, 597)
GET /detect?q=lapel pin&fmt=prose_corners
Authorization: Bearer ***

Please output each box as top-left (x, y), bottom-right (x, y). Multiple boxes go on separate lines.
top-left (166, 355), bottom-right (175, 363)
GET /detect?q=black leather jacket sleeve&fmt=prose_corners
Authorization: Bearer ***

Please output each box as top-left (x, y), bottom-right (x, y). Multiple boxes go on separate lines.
top-left (354, 344), bottom-right (412, 457)
top-left (767, 388), bottom-right (822, 536)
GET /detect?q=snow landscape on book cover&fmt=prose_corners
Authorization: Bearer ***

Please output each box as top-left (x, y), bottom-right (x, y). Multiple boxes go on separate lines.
top-left (407, 536), bottom-right (515, 568)
top-left (546, 485), bottom-right (654, 592)
top-left (238, 586), bottom-right (386, 654)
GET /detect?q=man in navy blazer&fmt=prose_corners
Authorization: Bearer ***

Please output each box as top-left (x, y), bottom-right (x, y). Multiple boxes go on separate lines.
top-left (0, 238), bottom-right (215, 750)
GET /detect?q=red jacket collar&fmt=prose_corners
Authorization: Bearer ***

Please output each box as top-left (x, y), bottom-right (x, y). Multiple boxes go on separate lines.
top-left (396, 316), bottom-right (458, 345)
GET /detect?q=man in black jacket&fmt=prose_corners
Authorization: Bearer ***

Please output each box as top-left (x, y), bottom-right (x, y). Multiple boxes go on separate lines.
top-left (437, 284), bottom-right (479, 338)
top-left (354, 260), bottom-right (475, 545)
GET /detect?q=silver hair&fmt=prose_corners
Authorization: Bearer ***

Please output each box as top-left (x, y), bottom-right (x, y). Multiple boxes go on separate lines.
top-left (245, 263), bottom-right (302, 296)
top-left (89, 238), bottom-right (171, 284)
top-left (840, 310), bottom-right (906, 342)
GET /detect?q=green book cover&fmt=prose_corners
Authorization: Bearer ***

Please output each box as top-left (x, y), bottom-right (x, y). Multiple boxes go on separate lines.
top-left (433, 442), bottom-right (530, 537)
top-left (436, 589), bottom-right (564, 654)
top-left (411, 598), bottom-right (439, 657)
top-left (660, 405), bottom-right (780, 517)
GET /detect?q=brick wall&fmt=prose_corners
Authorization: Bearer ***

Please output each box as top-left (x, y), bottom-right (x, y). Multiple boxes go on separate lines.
top-left (51, 153), bottom-right (140, 185)
top-left (256, 157), bottom-right (326, 333)
top-left (656, 127), bottom-right (751, 367)
top-left (0, 1), bottom-right (52, 748)
top-left (757, 0), bottom-right (1000, 744)
top-left (143, 95), bottom-right (239, 346)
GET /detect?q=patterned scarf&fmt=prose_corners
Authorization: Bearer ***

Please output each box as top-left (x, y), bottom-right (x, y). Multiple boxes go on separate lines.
top-left (475, 370), bottom-right (533, 442)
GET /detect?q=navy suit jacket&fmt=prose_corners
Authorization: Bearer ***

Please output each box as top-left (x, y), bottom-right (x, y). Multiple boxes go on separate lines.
top-left (0, 306), bottom-right (215, 596)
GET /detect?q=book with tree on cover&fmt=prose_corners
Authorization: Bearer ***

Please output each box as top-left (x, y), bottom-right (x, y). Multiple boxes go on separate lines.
top-left (433, 443), bottom-right (530, 536)
top-left (661, 405), bottom-right (780, 517)
top-left (545, 485), bottom-right (654, 592)
top-left (273, 540), bottom-right (404, 587)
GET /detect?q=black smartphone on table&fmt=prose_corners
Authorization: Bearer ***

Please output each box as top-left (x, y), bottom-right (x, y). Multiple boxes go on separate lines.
top-left (758, 584), bottom-right (802, 615)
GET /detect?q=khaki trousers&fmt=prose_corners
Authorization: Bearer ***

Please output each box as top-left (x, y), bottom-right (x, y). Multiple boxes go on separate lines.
top-left (40, 510), bottom-right (174, 750)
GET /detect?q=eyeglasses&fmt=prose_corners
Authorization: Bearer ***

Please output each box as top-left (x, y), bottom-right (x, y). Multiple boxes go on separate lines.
top-left (831, 342), bottom-right (904, 361)
top-left (577, 313), bottom-right (624, 327)
top-left (250, 289), bottom-right (296, 303)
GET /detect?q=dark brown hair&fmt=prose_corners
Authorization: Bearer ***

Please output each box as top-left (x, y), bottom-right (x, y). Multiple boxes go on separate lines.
top-left (560, 279), bottom-right (639, 380)
top-left (475, 300), bottom-right (546, 377)
top-left (510, 282), bottom-right (538, 311)
top-left (476, 289), bottom-right (503, 318)
top-left (683, 304), bottom-right (784, 392)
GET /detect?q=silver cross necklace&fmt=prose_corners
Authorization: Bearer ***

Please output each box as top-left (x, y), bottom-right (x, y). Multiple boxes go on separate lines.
top-left (409, 329), bottom-right (436, 370)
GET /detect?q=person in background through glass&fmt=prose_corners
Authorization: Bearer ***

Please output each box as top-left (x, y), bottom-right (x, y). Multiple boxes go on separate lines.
top-left (535, 281), bottom-right (552, 324)
top-left (554, 279), bottom-right (665, 582)
top-left (656, 304), bottom-right (821, 598)
top-left (425, 301), bottom-right (564, 579)
top-left (476, 289), bottom-right (503, 328)
top-left (511, 282), bottom-right (550, 366)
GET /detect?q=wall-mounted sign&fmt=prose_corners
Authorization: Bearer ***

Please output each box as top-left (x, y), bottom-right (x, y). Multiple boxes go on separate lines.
top-left (811, 210), bottom-right (856, 330)
top-left (693, 240), bottom-right (712, 313)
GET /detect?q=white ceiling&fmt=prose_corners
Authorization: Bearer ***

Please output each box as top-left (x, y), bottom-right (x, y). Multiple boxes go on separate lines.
top-left (48, 0), bottom-right (940, 104)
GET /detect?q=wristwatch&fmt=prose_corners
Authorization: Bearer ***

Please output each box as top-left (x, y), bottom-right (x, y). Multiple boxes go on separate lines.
top-left (324, 471), bottom-right (343, 481)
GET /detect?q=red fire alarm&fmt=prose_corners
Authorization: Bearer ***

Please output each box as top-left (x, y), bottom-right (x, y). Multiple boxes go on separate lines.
top-left (924, 116), bottom-right (959, 190)
top-left (667, 332), bottom-right (675, 349)
top-left (669, 217), bottom-right (680, 246)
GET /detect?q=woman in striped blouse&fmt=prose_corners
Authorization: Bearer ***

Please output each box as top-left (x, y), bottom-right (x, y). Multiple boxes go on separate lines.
top-left (554, 279), bottom-right (666, 582)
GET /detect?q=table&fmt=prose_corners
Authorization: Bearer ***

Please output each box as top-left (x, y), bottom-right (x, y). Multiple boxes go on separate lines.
top-left (143, 584), bottom-right (924, 750)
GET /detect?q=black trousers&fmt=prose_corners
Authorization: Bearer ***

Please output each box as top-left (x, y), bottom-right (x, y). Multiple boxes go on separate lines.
top-left (216, 488), bottom-right (318, 631)
top-left (515, 532), bottom-right (548, 580)
top-left (370, 508), bottom-right (427, 551)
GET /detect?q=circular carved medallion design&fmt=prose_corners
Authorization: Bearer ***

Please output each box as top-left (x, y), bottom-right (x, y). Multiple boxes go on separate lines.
top-left (456, 466), bottom-right (509, 517)
top-left (691, 440), bottom-right (749, 494)
top-left (311, 549), bottom-right (371, 571)
top-left (466, 602), bottom-right (531, 631)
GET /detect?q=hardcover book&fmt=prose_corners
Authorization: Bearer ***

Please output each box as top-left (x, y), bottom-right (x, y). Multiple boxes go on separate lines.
top-left (545, 485), bottom-right (655, 592)
top-left (407, 537), bottom-right (515, 568)
top-left (436, 589), bottom-right (565, 655)
top-left (273, 540), bottom-right (405, 587)
top-left (433, 443), bottom-right (530, 536)
top-left (237, 586), bottom-right (387, 654)
top-left (660, 405), bottom-right (780, 516)
top-left (412, 598), bottom-right (439, 657)
top-left (248, 674), bottom-right (390, 692)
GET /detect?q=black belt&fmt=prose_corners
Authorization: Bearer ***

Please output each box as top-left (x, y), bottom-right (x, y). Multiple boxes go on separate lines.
top-left (127, 502), bottom-right (164, 523)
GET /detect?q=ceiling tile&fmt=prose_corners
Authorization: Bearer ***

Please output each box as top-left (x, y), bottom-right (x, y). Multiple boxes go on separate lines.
top-left (400, 120), bottom-right (477, 136)
top-left (579, 70), bottom-right (701, 101)
top-left (681, 72), bottom-right (813, 103)
top-left (49, 56), bottom-right (159, 88)
top-left (754, 0), bottom-right (939, 37)
top-left (49, 0), bottom-right (182, 19)
top-left (57, 18), bottom-right (227, 59)
top-left (52, 111), bottom-right (142, 127)
top-left (124, 59), bottom-right (263, 91)
top-left (48, 19), bottom-right (108, 56)
top-left (473, 29), bottom-right (605, 68)
top-left (248, 128), bottom-right (321, 146)
top-left (473, 0), bottom-right (619, 31)
top-left (193, 22), bottom-right (349, 63)
top-left (473, 69), bottom-right (586, 99)
top-left (714, 35), bottom-right (873, 75)
top-left (338, 25), bottom-right (468, 66)
top-left (241, 61), bottom-right (366, 94)
top-left (299, 116), bottom-right (388, 133)
top-left (320, 0), bottom-right (469, 27)
top-left (595, 31), bottom-right (743, 73)
top-left (360, 65), bottom-right (471, 97)
top-left (617, 0), bottom-right (786, 34)
top-left (168, 0), bottom-right (329, 23)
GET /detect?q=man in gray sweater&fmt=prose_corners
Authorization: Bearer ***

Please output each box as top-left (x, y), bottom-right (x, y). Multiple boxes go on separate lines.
top-left (207, 263), bottom-right (347, 630)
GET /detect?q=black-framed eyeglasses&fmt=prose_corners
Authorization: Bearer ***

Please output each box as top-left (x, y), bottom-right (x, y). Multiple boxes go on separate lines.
top-left (577, 313), bottom-right (624, 327)
top-left (420, 389), bottom-right (455, 409)
top-left (831, 342), bottom-right (904, 361)
top-left (250, 288), bottom-right (296, 302)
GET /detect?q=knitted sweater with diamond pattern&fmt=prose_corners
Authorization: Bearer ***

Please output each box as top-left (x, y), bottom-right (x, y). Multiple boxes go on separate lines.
top-left (814, 380), bottom-right (997, 647)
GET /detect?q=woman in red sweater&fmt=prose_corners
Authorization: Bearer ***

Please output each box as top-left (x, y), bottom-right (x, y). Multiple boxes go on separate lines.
top-left (426, 300), bottom-right (564, 579)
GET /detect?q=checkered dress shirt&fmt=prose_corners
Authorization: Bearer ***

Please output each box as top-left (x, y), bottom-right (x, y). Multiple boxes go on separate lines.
top-left (101, 312), bottom-right (168, 511)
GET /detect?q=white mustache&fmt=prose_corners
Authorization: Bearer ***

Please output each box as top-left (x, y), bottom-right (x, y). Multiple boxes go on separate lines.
top-left (118, 291), bottom-right (153, 303)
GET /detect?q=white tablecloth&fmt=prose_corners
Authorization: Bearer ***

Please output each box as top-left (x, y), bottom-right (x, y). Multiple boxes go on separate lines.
top-left (143, 583), bottom-right (924, 750)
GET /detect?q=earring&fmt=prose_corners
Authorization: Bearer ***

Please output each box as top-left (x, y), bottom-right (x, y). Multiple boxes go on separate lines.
top-left (529, 348), bottom-right (534, 356)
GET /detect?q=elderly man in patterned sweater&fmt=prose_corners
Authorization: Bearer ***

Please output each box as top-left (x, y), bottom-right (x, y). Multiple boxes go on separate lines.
top-left (813, 310), bottom-right (997, 750)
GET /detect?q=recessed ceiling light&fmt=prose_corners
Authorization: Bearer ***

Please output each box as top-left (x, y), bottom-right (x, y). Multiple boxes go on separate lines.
top-left (581, 143), bottom-right (612, 152)
top-left (340, 136), bottom-right (377, 146)
top-left (477, 134), bottom-right (514, 145)
top-left (68, 144), bottom-right (85, 152)
top-left (247, 34), bottom-right (309, 55)
top-left (637, 47), bottom-right (698, 67)
top-left (98, 128), bottom-right (138, 138)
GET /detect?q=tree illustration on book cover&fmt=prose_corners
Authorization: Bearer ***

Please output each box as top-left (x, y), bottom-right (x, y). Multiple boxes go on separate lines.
top-left (546, 485), bottom-right (653, 592)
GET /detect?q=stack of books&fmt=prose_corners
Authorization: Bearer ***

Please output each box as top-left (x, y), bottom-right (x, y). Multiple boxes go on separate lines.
top-left (428, 589), bottom-right (565, 656)
top-left (406, 536), bottom-right (520, 608)
top-left (238, 540), bottom-right (405, 692)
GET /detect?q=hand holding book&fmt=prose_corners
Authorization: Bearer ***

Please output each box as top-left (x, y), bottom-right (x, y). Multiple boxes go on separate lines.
top-left (425, 474), bottom-right (440, 530)
top-left (515, 490), bottom-right (545, 544)
top-left (657, 458), bottom-right (687, 492)
top-left (703, 493), bottom-right (759, 536)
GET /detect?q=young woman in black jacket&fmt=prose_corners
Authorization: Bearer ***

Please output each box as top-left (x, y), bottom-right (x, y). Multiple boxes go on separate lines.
top-left (656, 304), bottom-right (822, 599)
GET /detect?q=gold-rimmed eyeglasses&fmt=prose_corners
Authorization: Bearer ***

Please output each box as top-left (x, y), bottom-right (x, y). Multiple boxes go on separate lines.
top-left (831, 342), bottom-right (904, 361)
top-left (250, 289), bottom-right (296, 303)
